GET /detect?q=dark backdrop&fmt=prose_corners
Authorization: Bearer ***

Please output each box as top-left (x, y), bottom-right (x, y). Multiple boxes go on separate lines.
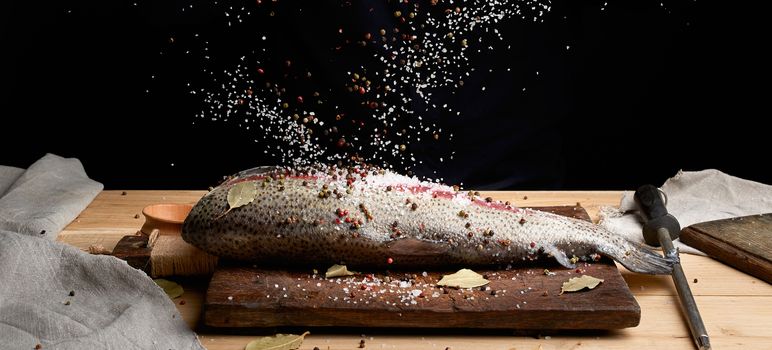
top-left (2, 0), bottom-right (769, 190)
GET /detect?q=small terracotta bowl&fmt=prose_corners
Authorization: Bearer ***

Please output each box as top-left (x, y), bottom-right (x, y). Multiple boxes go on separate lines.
top-left (140, 203), bottom-right (193, 236)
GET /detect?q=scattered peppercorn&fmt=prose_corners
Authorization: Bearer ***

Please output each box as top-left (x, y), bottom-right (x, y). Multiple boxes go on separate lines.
top-left (359, 339), bottom-right (366, 348)
top-left (40, 230), bottom-right (46, 235)
top-left (693, 278), bottom-right (698, 283)
top-left (134, 214), bottom-right (140, 219)
top-left (68, 290), bottom-right (75, 297)
top-left (411, 203), bottom-right (418, 211)
top-left (121, 191), bottom-right (127, 196)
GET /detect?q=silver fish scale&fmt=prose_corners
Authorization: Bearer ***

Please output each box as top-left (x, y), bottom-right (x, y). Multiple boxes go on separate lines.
top-left (182, 166), bottom-right (674, 274)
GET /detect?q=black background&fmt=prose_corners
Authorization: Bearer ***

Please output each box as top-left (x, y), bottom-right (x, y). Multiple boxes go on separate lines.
top-left (2, 0), bottom-right (769, 190)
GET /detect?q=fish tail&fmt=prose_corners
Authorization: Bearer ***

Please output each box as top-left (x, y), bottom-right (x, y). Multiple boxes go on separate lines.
top-left (602, 239), bottom-right (676, 275)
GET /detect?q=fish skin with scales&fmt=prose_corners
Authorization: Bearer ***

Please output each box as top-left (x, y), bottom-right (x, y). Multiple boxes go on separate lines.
top-left (182, 165), bottom-right (674, 274)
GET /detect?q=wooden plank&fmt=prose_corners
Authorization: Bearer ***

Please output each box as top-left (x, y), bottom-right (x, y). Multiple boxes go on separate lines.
top-left (56, 191), bottom-right (772, 350)
top-left (680, 214), bottom-right (772, 284)
top-left (111, 234), bottom-right (151, 273)
top-left (187, 295), bottom-right (772, 350)
top-left (57, 190), bottom-right (206, 250)
top-left (203, 206), bottom-right (640, 330)
top-left (620, 253), bottom-right (772, 297)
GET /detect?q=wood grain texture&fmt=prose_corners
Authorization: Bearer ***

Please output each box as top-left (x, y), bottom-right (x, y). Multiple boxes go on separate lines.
top-left (57, 191), bottom-right (772, 350)
top-left (111, 234), bottom-right (151, 273)
top-left (203, 206), bottom-right (640, 330)
top-left (680, 213), bottom-right (772, 284)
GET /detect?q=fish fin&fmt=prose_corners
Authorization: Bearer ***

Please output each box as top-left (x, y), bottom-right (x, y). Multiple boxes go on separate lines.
top-left (545, 245), bottom-right (576, 269)
top-left (387, 238), bottom-right (450, 257)
top-left (603, 241), bottom-right (676, 275)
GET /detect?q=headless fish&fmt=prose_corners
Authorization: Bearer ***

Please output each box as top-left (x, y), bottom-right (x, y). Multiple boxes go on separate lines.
top-left (182, 165), bottom-right (673, 274)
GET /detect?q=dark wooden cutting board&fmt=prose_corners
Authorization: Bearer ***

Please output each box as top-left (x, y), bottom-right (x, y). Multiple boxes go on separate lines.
top-left (203, 206), bottom-right (641, 330)
top-left (681, 213), bottom-right (772, 284)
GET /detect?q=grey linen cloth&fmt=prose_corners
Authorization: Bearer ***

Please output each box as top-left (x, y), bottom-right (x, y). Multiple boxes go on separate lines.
top-left (598, 169), bottom-right (772, 255)
top-left (0, 165), bottom-right (23, 198)
top-left (0, 155), bottom-right (204, 350)
top-left (0, 154), bottom-right (103, 238)
top-left (0, 231), bottom-right (204, 349)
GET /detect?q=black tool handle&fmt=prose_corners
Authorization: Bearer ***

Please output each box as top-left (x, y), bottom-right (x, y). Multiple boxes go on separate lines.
top-left (634, 184), bottom-right (681, 246)
top-left (634, 184), bottom-right (669, 220)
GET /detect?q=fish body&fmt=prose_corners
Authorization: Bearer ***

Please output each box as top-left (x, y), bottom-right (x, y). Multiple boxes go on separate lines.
top-left (182, 165), bottom-right (673, 274)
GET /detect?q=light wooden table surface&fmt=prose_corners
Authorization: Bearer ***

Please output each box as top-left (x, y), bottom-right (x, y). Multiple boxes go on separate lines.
top-left (59, 191), bottom-right (772, 350)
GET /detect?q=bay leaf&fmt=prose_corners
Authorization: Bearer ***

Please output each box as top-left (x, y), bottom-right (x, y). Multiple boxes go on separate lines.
top-left (325, 264), bottom-right (357, 278)
top-left (228, 181), bottom-right (258, 210)
top-left (560, 275), bottom-right (604, 295)
top-left (218, 181), bottom-right (258, 218)
top-left (245, 331), bottom-right (310, 350)
top-left (154, 278), bottom-right (184, 299)
top-left (436, 268), bottom-right (489, 289)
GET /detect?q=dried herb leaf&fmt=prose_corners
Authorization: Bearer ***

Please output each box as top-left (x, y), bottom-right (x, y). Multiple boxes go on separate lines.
top-left (227, 181), bottom-right (258, 211)
top-left (560, 275), bottom-right (604, 295)
top-left (325, 264), bottom-right (357, 278)
top-left (216, 181), bottom-right (258, 219)
top-left (245, 331), bottom-right (310, 350)
top-left (436, 268), bottom-right (489, 289)
top-left (154, 279), bottom-right (184, 299)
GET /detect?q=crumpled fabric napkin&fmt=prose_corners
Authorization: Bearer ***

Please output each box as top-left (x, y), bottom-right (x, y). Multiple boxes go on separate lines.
top-left (0, 154), bottom-right (204, 350)
top-left (598, 169), bottom-right (772, 255)
top-left (0, 165), bottom-right (24, 198)
top-left (0, 154), bottom-right (103, 238)
top-left (0, 231), bottom-right (204, 350)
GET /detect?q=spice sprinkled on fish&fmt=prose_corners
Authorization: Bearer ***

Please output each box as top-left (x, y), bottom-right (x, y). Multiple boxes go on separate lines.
top-left (183, 165), bottom-right (673, 274)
